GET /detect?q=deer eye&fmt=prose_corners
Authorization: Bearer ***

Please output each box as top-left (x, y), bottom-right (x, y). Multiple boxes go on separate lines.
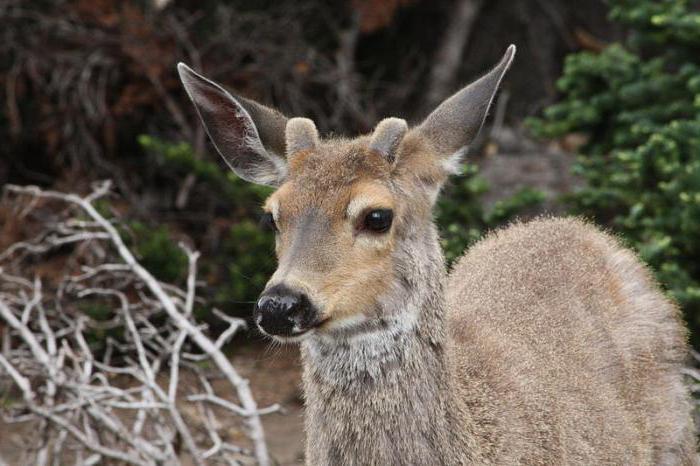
top-left (362, 209), bottom-right (393, 233)
top-left (260, 212), bottom-right (277, 232)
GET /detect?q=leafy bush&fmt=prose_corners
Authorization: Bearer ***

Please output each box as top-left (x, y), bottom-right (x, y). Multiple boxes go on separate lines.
top-left (217, 220), bottom-right (277, 307)
top-left (529, 0), bottom-right (700, 342)
top-left (138, 135), bottom-right (273, 202)
top-left (140, 136), bottom-right (275, 316)
top-left (128, 222), bottom-right (188, 283)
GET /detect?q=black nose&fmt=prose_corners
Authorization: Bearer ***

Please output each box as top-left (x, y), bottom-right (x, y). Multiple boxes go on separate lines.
top-left (254, 284), bottom-right (316, 337)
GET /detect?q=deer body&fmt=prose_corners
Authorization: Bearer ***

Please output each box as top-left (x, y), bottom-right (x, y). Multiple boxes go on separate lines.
top-left (178, 45), bottom-right (697, 465)
top-left (302, 217), bottom-right (697, 465)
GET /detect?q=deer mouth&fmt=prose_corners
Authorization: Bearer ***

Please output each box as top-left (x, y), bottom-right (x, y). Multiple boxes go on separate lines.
top-left (254, 309), bottom-right (328, 342)
top-left (263, 319), bottom-right (329, 343)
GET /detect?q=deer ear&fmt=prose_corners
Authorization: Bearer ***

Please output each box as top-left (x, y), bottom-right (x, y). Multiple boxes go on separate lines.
top-left (285, 118), bottom-right (319, 158)
top-left (369, 118), bottom-right (408, 164)
top-left (417, 45), bottom-right (515, 160)
top-left (177, 63), bottom-right (288, 186)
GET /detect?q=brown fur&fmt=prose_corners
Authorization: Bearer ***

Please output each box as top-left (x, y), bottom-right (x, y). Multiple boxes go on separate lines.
top-left (264, 138), bottom-right (400, 324)
top-left (277, 135), bottom-right (697, 465)
top-left (294, 141), bottom-right (697, 464)
top-left (445, 218), bottom-right (697, 464)
top-left (178, 45), bottom-right (697, 465)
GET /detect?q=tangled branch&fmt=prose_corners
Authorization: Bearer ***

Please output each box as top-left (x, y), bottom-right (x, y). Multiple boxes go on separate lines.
top-left (0, 181), bottom-right (275, 465)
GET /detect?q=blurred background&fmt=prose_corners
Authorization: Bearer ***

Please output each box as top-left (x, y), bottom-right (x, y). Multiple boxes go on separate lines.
top-left (1, 0), bottom-right (700, 463)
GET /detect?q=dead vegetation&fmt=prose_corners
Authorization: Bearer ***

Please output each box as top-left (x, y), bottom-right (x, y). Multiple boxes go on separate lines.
top-left (0, 182), bottom-right (277, 465)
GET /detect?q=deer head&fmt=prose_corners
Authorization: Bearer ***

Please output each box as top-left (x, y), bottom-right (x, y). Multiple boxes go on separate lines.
top-left (178, 45), bottom-right (515, 342)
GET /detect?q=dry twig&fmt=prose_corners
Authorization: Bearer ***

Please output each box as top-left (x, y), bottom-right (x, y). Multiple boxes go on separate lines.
top-left (0, 182), bottom-right (276, 465)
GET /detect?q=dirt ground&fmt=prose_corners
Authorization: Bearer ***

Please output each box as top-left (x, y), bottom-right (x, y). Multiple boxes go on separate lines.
top-left (231, 343), bottom-right (306, 466)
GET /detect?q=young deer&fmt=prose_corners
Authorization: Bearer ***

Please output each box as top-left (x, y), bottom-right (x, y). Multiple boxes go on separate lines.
top-left (178, 45), bottom-right (697, 465)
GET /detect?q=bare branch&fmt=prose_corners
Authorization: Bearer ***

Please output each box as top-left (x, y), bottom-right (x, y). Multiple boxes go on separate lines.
top-left (0, 182), bottom-right (275, 465)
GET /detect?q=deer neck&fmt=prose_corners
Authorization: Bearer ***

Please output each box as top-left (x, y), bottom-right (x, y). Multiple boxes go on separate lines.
top-left (300, 225), bottom-right (476, 465)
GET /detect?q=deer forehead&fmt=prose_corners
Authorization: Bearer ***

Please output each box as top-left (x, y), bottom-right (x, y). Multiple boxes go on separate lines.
top-left (265, 177), bottom-right (395, 222)
top-left (289, 138), bottom-right (392, 180)
top-left (265, 140), bottom-right (397, 219)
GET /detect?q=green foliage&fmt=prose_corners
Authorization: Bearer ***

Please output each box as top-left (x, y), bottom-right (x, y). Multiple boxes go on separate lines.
top-left (138, 135), bottom-right (272, 202)
top-left (529, 0), bottom-right (700, 339)
top-left (128, 222), bottom-right (188, 283)
top-left (140, 136), bottom-right (275, 315)
top-left (216, 220), bottom-right (277, 307)
top-left (77, 300), bottom-right (129, 355)
top-left (80, 301), bottom-right (113, 322)
top-left (438, 163), bottom-right (545, 264)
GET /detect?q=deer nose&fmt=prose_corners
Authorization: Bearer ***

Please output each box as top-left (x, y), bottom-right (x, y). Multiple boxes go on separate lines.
top-left (254, 285), bottom-right (316, 337)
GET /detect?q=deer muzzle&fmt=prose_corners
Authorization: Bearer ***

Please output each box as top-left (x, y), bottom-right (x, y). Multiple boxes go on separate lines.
top-left (254, 284), bottom-right (321, 338)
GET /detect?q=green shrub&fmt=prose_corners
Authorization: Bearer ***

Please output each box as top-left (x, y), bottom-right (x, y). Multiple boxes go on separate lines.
top-left (128, 222), bottom-right (188, 283)
top-left (140, 136), bottom-right (275, 315)
top-left (216, 220), bottom-right (277, 307)
top-left (528, 0), bottom-right (700, 342)
top-left (138, 135), bottom-right (273, 202)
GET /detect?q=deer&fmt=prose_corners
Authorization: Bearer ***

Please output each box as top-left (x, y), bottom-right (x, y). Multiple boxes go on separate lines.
top-left (178, 45), bottom-right (697, 465)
